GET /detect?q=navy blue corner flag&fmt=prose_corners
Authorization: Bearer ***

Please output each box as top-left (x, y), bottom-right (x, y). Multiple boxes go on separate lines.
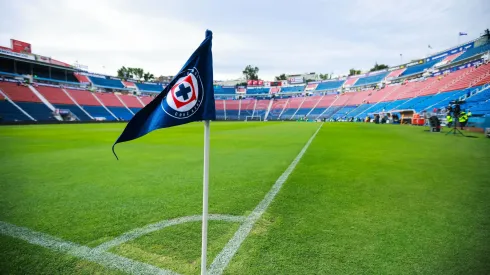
top-left (112, 30), bottom-right (215, 159)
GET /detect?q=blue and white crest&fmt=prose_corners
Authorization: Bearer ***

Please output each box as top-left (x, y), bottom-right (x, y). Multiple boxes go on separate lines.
top-left (161, 68), bottom-right (204, 119)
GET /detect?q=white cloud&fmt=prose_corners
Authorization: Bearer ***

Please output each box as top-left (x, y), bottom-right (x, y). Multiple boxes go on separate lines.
top-left (0, 0), bottom-right (489, 80)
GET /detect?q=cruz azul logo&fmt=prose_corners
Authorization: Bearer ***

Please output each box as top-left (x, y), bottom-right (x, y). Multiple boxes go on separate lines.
top-left (161, 68), bottom-right (203, 119)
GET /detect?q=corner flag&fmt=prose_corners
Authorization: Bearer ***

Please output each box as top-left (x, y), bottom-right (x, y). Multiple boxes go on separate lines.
top-left (112, 30), bottom-right (215, 275)
top-left (112, 30), bottom-right (215, 157)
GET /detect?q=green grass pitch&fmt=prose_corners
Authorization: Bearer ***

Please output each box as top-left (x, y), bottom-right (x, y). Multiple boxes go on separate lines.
top-left (0, 122), bottom-right (489, 274)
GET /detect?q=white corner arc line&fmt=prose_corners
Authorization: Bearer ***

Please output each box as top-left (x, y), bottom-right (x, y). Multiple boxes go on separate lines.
top-left (95, 214), bottom-right (246, 252)
top-left (209, 123), bottom-right (323, 275)
top-left (0, 221), bottom-right (179, 275)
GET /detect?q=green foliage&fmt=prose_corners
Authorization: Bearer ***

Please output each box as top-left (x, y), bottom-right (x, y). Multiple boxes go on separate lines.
top-left (369, 62), bottom-right (389, 72)
top-left (243, 65), bottom-right (259, 80)
top-left (275, 74), bottom-right (287, 81)
top-left (116, 67), bottom-right (154, 81)
top-left (348, 68), bottom-right (362, 76)
top-left (319, 73), bottom-right (330, 80)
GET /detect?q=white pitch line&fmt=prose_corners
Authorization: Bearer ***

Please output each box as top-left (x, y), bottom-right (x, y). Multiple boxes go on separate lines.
top-left (209, 123), bottom-right (323, 275)
top-left (0, 221), bottom-right (178, 275)
top-left (95, 214), bottom-right (246, 251)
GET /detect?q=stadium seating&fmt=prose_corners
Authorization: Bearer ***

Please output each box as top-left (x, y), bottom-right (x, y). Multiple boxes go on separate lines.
top-left (292, 96), bottom-right (321, 119)
top-left (0, 98), bottom-right (31, 121)
top-left (315, 80), bottom-right (344, 91)
top-left (224, 99), bottom-right (240, 120)
top-left (65, 89), bottom-right (115, 119)
top-left (385, 69), bottom-right (406, 79)
top-left (281, 86), bottom-right (305, 93)
top-left (280, 97), bottom-right (304, 119)
top-left (0, 82), bottom-right (56, 121)
top-left (138, 96), bottom-right (153, 106)
top-left (453, 43), bottom-right (490, 62)
top-left (247, 87), bottom-right (270, 94)
top-left (353, 72), bottom-right (389, 87)
top-left (88, 76), bottom-right (125, 89)
top-left (240, 99), bottom-right (256, 118)
top-left (74, 73), bottom-right (91, 83)
top-left (400, 59), bottom-right (441, 77)
top-left (135, 83), bottom-right (163, 92)
top-left (82, 106), bottom-right (116, 120)
top-left (94, 92), bottom-right (132, 120)
top-left (118, 94), bottom-right (144, 108)
top-left (254, 100), bottom-right (270, 119)
top-left (215, 100), bottom-right (225, 120)
top-left (36, 86), bottom-right (92, 121)
top-left (268, 98), bottom-right (289, 120)
top-left (343, 78), bottom-right (358, 87)
top-left (214, 86), bottom-right (236, 95)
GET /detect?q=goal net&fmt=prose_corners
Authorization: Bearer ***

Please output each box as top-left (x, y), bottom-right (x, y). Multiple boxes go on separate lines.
top-left (245, 116), bottom-right (262, 121)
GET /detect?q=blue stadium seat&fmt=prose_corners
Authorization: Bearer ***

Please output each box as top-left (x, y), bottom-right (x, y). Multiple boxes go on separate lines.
top-left (107, 107), bottom-right (133, 120)
top-left (82, 106), bottom-right (116, 120)
top-left (331, 106), bottom-right (357, 119)
top-left (306, 108), bottom-right (326, 119)
top-left (214, 86), bottom-right (236, 95)
top-left (247, 88), bottom-right (270, 94)
top-left (88, 77), bottom-right (125, 89)
top-left (226, 110), bottom-right (239, 120)
top-left (216, 110), bottom-right (226, 120)
top-left (130, 108), bottom-right (142, 114)
top-left (15, 102), bottom-right (56, 121)
top-left (135, 83), bottom-right (164, 92)
top-left (280, 109), bottom-right (297, 119)
top-left (315, 80), bottom-right (344, 91)
top-left (349, 104), bottom-right (373, 118)
top-left (453, 43), bottom-right (490, 62)
top-left (353, 72), bottom-right (389, 87)
top-left (400, 59), bottom-right (442, 77)
top-left (0, 100), bottom-right (31, 121)
top-left (54, 104), bottom-right (92, 121)
top-left (281, 86), bottom-right (305, 93)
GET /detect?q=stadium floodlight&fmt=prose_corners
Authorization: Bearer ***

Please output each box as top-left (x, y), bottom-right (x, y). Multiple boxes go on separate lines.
top-left (245, 116), bottom-right (262, 122)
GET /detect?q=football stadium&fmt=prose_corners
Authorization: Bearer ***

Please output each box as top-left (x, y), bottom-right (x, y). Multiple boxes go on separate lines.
top-left (1, 2), bottom-right (490, 275)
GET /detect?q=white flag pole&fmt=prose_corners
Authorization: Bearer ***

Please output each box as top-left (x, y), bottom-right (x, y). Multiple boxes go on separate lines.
top-left (201, 120), bottom-right (210, 275)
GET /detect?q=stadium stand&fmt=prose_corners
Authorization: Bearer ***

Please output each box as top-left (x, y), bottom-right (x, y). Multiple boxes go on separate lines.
top-left (74, 73), bottom-right (91, 83)
top-left (400, 59), bottom-right (442, 77)
top-left (36, 86), bottom-right (91, 120)
top-left (240, 99), bottom-right (256, 118)
top-left (268, 98), bottom-right (289, 120)
top-left (214, 86), bottom-right (235, 95)
top-left (65, 89), bottom-right (114, 120)
top-left (315, 80), bottom-right (344, 91)
top-left (453, 43), bottom-right (490, 62)
top-left (353, 72), bottom-right (389, 87)
top-left (291, 96), bottom-right (319, 119)
top-left (343, 77), bottom-right (359, 87)
top-left (247, 87), bottom-right (270, 94)
top-left (281, 85), bottom-right (305, 93)
top-left (0, 82), bottom-right (55, 121)
top-left (254, 100), bottom-right (270, 119)
top-left (385, 69), bottom-right (406, 79)
top-left (135, 83), bottom-right (163, 92)
top-left (280, 97), bottom-right (305, 119)
top-left (0, 92), bottom-right (31, 121)
top-left (88, 76), bottom-right (125, 89)
top-left (139, 96), bottom-right (154, 106)
top-left (215, 100), bottom-right (225, 120)
top-left (95, 92), bottom-right (132, 120)
top-left (118, 94), bottom-right (144, 114)
top-left (224, 99), bottom-right (240, 120)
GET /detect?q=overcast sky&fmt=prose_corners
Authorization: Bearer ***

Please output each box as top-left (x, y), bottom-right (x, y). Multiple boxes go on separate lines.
top-left (0, 0), bottom-right (489, 80)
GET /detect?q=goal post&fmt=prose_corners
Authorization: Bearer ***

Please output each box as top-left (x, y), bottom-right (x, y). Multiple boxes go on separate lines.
top-left (245, 116), bottom-right (262, 121)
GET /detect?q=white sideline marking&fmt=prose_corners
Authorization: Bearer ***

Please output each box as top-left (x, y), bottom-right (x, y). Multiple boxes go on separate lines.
top-left (209, 123), bottom-right (324, 275)
top-left (95, 214), bottom-right (246, 251)
top-left (0, 221), bottom-right (178, 275)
